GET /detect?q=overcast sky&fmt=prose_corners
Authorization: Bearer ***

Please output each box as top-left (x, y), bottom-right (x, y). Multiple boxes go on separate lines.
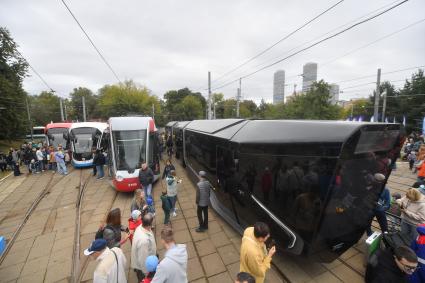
top-left (1, 0), bottom-right (424, 104)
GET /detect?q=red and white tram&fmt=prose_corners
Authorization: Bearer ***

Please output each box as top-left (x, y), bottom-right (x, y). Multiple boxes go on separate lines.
top-left (108, 116), bottom-right (160, 192)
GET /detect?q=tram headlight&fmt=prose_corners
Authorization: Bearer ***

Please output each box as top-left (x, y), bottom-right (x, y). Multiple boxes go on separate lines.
top-left (116, 175), bottom-right (124, 182)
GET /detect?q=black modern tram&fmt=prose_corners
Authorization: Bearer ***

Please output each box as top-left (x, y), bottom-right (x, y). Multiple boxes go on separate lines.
top-left (173, 119), bottom-right (403, 262)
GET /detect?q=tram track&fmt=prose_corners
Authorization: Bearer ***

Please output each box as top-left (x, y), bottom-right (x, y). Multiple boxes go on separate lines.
top-left (71, 169), bottom-right (91, 283)
top-left (71, 171), bottom-right (119, 283)
top-left (0, 171), bottom-right (69, 265)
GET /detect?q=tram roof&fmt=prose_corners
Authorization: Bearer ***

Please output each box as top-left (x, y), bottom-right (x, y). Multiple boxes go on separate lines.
top-left (166, 121), bottom-right (177, 127)
top-left (70, 122), bottom-right (108, 131)
top-left (109, 117), bottom-right (153, 131)
top-left (174, 121), bottom-right (191, 129)
top-left (45, 122), bottom-right (72, 130)
top-left (185, 119), bottom-right (396, 144)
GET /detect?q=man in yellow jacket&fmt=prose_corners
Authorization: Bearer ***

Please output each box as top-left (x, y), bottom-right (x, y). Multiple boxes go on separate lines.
top-left (240, 222), bottom-right (276, 283)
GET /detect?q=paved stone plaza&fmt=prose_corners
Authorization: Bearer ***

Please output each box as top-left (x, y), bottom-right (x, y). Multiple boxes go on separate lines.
top-left (0, 160), bottom-right (417, 282)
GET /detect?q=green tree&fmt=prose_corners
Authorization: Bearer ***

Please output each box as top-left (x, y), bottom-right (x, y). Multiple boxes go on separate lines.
top-left (0, 27), bottom-right (29, 140)
top-left (282, 80), bottom-right (342, 120)
top-left (28, 91), bottom-right (62, 125)
top-left (175, 95), bottom-right (203, 120)
top-left (163, 88), bottom-right (206, 121)
top-left (341, 98), bottom-right (372, 119)
top-left (98, 80), bottom-right (161, 119)
top-left (69, 87), bottom-right (98, 121)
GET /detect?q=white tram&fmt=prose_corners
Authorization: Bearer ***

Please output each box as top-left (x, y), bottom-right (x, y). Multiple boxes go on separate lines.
top-left (108, 116), bottom-right (160, 192)
top-left (68, 122), bottom-right (108, 168)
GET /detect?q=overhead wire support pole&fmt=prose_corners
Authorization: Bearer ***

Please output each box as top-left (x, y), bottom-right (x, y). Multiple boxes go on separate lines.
top-left (208, 71), bottom-right (212, 120)
top-left (59, 99), bottom-right (64, 121)
top-left (25, 98), bottom-right (33, 140)
top-left (374, 68), bottom-right (381, 122)
top-left (236, 78), bottom-right (241, 118)
top-left (61, 0), bottom-right (121, 83)
top-left (82, 96), bottom-right (87, 122)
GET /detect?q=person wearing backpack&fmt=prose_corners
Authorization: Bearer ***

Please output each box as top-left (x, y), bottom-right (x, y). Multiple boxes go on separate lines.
top-left (97, 208), bottom-right (130, 248)
top-left (84, 238), bottom-right (128, 283)
top-left (166, 170), bottom-right (181, 217)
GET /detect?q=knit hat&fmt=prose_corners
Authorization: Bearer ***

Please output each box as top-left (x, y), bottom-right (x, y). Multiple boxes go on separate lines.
top-left (145, 255), bottom-right (159, 272)
top-left (131, 210), bottom-right (142, 220)
top-left (199, 171), bottom-right (207, 177)
top-left (146, 196), bottom-right (153, 206)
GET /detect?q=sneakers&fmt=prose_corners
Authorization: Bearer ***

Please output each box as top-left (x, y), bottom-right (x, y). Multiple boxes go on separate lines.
top-left (195, 227), bottom-right (205, 233)
top-left (97, 177), bottom-right (104, 180)
top-left (172, 212), bottom-right (177, 217)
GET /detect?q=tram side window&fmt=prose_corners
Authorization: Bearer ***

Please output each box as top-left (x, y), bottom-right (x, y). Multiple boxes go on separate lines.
top-left (238, 146), bottom-right (338, 242)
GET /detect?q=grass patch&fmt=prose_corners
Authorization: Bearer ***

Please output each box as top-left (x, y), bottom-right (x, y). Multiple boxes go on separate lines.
top-left (0, 140), bottom-right (25, 153)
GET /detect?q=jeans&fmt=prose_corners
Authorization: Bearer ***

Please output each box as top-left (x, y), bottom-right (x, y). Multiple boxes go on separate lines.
top-left (197, 205), bottom-right (208, 229)
top-left (37, 160), bottom-right (43, 172)
top-left (163, 209), bottom-right (170, 224)
top-left (168, 196), bottom-right (177, 212)
top-left (96, 165), bottom-right (104, 178)
top-left (144, 184), bottom-right (153, 198)
top-left (401, 219), bottom-right (418, 242)
top-left (57, 161), bottom-right (67, 175)
top-left (92, 165), bottom-right (97, 176)
top-left (366, 210), bottom-right (388, 236)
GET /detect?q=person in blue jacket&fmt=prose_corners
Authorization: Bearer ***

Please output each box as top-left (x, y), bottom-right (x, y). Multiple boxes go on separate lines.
top-left (409, 224), bottom-right (425, 283)
top-left (366, 186), bottom-right (391, 236)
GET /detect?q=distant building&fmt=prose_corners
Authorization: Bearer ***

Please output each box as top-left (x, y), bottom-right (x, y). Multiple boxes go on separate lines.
top-left (273, 70), bottom-right (285, 104)
top-left (302, 62), bottom-right (318, 93)
top-left (329, 84), bottom-right (340, 105)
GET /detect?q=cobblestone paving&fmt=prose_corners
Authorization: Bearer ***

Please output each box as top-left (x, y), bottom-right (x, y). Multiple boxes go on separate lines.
top-left (0, 160), bottom-right (416, 282)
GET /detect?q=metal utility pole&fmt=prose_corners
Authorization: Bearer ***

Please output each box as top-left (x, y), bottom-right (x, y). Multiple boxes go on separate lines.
top-left (236, 78), bottom-right (241, 118)
top-left (82, 96), bottom-right (87, 122)
top-left (59, 98), bottom-right (65, 121)
top-left (207, 72), bottom-right (211, 120)
top-left (25, 98), bottom-right (33, 140)
top-left (382, 90), bottom-right (388, 122)
top-left (64, 103), bottom-right (68, 121)
top-left (152, 103), bottom-right (155, 119)
top-left (373, 68), bottom-right (381, 122)
top-left (213, 98), bottom-right (216, 119)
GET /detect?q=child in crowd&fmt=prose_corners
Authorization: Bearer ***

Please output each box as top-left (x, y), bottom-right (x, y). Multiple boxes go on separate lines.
top-left (141, 255), bottom-right (159, 283)
top-left (128, 210), bottom-right (142, 243)
top-left (160, 191), bottom-right (171, 224)
top-left (146, 196), bottom-right (155, 216)
top-left (408, 151), bottom-right (417, 171)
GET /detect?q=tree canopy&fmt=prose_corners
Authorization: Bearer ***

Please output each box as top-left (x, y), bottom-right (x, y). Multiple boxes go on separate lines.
top-left (0, 27), bottom-right (29, 140)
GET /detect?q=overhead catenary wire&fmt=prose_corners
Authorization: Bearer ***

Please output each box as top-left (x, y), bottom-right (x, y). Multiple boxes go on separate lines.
top-left (248, 0), bottom-right (408, 74)
top-left (14, 49), bottom-right (55, 93)
top-left (321, 17), bottom-right (425, 68)
top-left (212, 0), bottom-right (410, 91)
top-left (60, 0), bottom-right (122, 84)
top-left (209, 0), bottom-right (344, 86)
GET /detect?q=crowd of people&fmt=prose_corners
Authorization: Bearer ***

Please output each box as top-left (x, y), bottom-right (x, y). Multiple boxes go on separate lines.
top-left (0, 142), bottom-right (70, 176)
top-left (86, 163), bottom-right (268, 282)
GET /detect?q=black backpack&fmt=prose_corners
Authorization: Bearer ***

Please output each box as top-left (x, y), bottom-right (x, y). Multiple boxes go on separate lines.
top-left (95, 225), bottom-right (113, 239)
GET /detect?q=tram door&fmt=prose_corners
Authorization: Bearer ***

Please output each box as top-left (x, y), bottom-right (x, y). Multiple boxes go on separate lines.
top-left (216, 146), bottom-right (240, 225)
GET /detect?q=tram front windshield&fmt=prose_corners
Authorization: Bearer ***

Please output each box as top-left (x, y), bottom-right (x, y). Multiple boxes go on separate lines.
top-left (112, 130), bottom-right (147, 171)
top-left (47, 128), bottom-right (68, 149)
top-left (71, 128), bottom-right (99, 154)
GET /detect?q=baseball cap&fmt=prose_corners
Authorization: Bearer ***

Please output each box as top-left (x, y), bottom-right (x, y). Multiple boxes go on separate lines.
top-left (145, 255), bottom-right (159, 272)
top-left (131, 210), bottom-right (142, 220)
top-left (84, 239), bottom-right (107, 256)
top-left (199, 171), bottom-right (207, 177)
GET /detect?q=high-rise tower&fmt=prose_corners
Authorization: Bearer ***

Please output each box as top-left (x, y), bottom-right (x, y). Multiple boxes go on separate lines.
top-left (273, 70), bottom-right (285, 104)
top-left (302, 63), bottom-right (318, 93)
